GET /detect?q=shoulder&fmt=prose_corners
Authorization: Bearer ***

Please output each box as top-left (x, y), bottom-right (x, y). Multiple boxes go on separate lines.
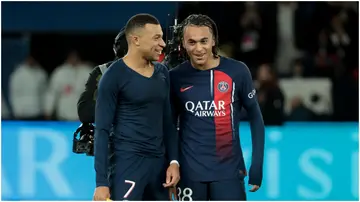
top-left (221, 57), bottom-right (252, 79)
top-left (104, 59), bottom-right (126, 75)
top-left (222, 57), bottom-right (249, 71)
top-left (94, 61), bottom-right (113, 75)
top-left (51, 64), bottom-right (68, 78)
top-left (155, 62), bottom-right (168, 72)
top-left (88, 64), bottom-right (106, 82)
top-left (11, 64), bottom-right (24, 75)
top-left (154, 62), bottom-right (170, 76)
top-left (169, 60), bottom-right (190, 77)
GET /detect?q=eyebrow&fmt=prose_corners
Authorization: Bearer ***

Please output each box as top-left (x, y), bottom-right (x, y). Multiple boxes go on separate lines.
top-left (153, 34), bottom-right (163, 38)
top-left (188, 37), bottom-right (209, 42)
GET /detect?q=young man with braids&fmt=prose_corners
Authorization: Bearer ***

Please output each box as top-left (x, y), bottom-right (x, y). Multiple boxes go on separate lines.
top-left (169, 14), bottom-right (265, 200)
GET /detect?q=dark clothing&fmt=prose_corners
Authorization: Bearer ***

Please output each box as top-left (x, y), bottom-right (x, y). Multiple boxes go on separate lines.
top-left (179, 171), bottom-right (247, 201)
top-left (257, 82), bottom-right (285, 125)
top-left (110, 154), bottom-right (168, 201)
top-left (77, 62), bottom-right (113, 124)
top-left (169, 56), bottom-right (265, 188)
top-left (94, 59), bottom-right (178, 187)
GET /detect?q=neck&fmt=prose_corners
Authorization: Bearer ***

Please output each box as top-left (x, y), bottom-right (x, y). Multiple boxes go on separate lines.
top-left (123, 47), bottom-right (152, 68)
top-left (191, 55), bottom-right (220, 71)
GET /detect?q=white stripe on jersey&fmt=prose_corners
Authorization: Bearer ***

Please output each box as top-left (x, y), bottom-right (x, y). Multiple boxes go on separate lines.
top-left (231, 82), bottom-right (235, 139)
top-left (210, 70), bottom-right (214, 97)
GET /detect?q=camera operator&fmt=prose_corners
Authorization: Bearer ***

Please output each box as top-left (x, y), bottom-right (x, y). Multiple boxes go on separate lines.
top-left (77, 29), bottom-right (128, 125)
top-left (72, 28), bottom-right (127, 157)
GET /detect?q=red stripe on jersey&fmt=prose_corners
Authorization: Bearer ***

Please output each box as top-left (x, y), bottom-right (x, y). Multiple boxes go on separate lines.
top-left (213, 70), bottom-right (233, 158)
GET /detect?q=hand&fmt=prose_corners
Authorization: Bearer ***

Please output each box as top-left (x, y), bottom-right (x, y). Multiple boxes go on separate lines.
top-left (163, 163), bottom-right (180, 188)
top-left (93, 186), bottom-right (110, 201)
top-left (249, 184), bottom-right (260, 192)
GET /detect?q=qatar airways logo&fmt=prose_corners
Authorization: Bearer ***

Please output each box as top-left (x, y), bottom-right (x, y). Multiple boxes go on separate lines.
top-left (185, 100), bottom-right (226, 117)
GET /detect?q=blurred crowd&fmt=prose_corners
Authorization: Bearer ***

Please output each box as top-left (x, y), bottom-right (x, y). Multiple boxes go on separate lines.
top-left (179, 1), bottom-right (358, 123)
top-left (2, 2), bottom-right (358, 124)
top-left (2, 51), bottom-right (92, 121)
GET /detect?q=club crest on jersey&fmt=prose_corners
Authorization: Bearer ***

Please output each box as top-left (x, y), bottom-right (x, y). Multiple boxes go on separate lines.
top-left (217, 81), bottom-right (229, 93)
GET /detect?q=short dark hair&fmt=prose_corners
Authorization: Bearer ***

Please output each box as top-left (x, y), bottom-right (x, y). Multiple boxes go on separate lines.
top-left (124, 13), bottom-right (160, 36)
top-left (181, 14), bottom-right (219, 58)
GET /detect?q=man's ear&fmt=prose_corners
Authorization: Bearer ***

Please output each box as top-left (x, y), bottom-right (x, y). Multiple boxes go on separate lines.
top-left (129, 34), bottom-right (140, 46)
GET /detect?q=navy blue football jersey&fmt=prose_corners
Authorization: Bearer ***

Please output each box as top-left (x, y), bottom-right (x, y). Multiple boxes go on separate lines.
top-left (170, 56), bottom-right (263, 182)
top-left (94, 59), bottom-right (178, 187)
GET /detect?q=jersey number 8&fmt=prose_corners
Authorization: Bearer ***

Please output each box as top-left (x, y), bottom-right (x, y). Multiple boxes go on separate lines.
top-left (177, 187), bottom-right (193, 201)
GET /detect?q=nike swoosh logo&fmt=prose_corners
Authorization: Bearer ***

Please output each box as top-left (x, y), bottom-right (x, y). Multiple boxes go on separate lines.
top-left (180, 86), bottom-right (193, 92)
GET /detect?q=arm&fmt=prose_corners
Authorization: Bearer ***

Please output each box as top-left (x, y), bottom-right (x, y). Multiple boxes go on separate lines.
top-left (238, 63), bottom-right (265, 187)
top-left (162, 67), bottom-right (179, 164)
top-left (77, 66), bottom-right (102, 123)
top-left (169, 70), bottom-right (181, 129)
top-left (94, 66), bottom-right (118, 187)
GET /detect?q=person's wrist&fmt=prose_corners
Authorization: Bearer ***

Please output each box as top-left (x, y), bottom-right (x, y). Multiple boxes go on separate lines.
top-left (170, 160), bottom-right (180, 167)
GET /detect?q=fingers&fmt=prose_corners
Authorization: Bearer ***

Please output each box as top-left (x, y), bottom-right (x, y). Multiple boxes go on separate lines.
top-left (93, 195), bottom-right (107, 201)
top-left (163, 165), bottom-right (180, 188)
top-left (94, 195), bottom-right (110, 201)
top-left (163, 172), bottom-right (172, 187)
top-left (93, 188), bottom-right (110, 201)
top-left (249, 184), bottom-right (260, 192)
top-left (163, 175), bottom-right (174, 188)
top-left (163, 171), bottom-right (180, 188)
top-left (166, 172), bottom-right (171, 184)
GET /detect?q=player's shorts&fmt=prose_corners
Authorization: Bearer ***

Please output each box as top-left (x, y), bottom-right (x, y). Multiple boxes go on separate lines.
top-left (178, 172), bottom-right (247, 201)
top-left (110, 153), bottom-right (168, 201)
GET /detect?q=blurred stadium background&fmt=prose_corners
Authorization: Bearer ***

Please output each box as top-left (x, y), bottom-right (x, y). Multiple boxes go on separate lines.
top-left (1, 1), bottom-right (359, 201)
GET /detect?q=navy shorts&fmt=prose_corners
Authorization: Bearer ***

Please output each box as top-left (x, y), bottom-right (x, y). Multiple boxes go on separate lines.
top-left (110, 154), bottom-right (168, 201)
top-left (178, 172), bottom-right (247, 201)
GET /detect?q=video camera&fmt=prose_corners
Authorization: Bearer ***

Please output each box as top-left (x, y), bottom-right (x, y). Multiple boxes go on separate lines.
top-left (163, 17), bottom-right (187, 69)
top-left (73, 123), bottom-right (94, 156)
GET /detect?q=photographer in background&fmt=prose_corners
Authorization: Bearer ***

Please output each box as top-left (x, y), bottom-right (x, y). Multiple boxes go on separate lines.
top-left (77, 29), bottom-right (128, 125)
top-left (73, 28), bottom-right (128, 157)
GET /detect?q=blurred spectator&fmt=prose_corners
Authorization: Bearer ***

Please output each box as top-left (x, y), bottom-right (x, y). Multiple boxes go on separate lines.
top-left (44, 50), bottom-right (91, 121)
top-left (9, 56), bottom-right (47, 120)
top-left (292, 59), bottom-right (304, 78)
top-left (256, 64), bottom-right (285, 125)
top-left (287, 96), bottom-right (314, 121)
top-left (237, 2), bottom-right (262, 70)
top-left (275, 2), bottom-right (304, 76)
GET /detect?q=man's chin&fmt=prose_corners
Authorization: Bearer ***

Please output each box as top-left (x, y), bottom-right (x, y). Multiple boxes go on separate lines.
top-left (192, 60), bottom-right (206, 66)
top-left (146, 56), bottom-right (159, 62)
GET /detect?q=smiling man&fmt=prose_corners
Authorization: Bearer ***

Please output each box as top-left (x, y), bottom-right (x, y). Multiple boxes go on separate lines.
top-left (93, 13), bottom-right (180, 201)
top-left (169, 14), bottom-right (265, 200)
